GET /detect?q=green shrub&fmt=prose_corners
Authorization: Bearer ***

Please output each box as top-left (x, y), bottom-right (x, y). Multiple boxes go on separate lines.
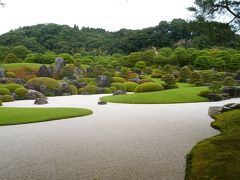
top-left (0, 88), bottom-right (11, 95)
top-left (135, 82), bottom-right (164, 93)
top-left (140, 79), bottom-right (154, 84)
top-left (0, 95), bottom-right (2, 101)
top-left (0, 100), bottom-right (2, 106)
top-left (190, 71), bottom-right (201, 84)
top-left (199, 90), bottom-right (212, 97)
top-left (110, 86), bottom-right (117, 92)
top-left (166, 83), bottom-right (179, 89)
top-left (26, 77), bottom-right (59, 90)
top-left (104, 87), bottom-right (112, 94)
top-left (78, 88), bottom-right (84, 94)
top-left (223, 76), bottom-right (235, 86)
top-left (111, 83), bottom-right (127, 91)
top-left (123, 82), bottom-right (138, 92)
top-left (15, 87), bottom-right (28, 98)
top-left (111, 77), bottom-right (126, 83)
top-left (83, 85), bottom-right (98, 94)
top-left (162, 74), bottom-right (176, 85)
top-left (2, 95), bottom-right (14, 102)
top-left (209, 81), bottom-right (222, 93)
top-left (5, 72), bottom-right (17, 78)
top-left (151, 73), bottom-right (162, 78)
top-left (69, 85), bottom-right (78, 95)
top-left (3, 84), bottom-right (24, 92)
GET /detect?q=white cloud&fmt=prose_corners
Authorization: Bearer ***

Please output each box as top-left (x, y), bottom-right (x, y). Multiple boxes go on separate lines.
top-left (0, 0), bottom-right (194, 34)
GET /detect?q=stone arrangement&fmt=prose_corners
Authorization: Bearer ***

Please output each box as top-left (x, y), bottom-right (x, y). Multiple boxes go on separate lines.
top-left (208, 103), bottom-right (240, 117)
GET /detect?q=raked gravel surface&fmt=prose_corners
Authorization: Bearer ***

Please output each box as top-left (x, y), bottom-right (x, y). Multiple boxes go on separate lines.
top-left (1, 95), bottom-right (239, 180)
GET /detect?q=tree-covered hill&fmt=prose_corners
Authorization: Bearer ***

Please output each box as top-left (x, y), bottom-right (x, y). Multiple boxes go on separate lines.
top-left (0, 19), bottom-right (239, 55)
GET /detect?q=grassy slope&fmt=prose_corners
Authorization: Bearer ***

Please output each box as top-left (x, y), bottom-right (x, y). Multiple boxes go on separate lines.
top-left (101, 86), bottom-right (208, 104)
top-left (0, 63), bottom-right (42, 70)
top-left (185, 110), bottom-right (240, 180)
top-left (0, 107), bottom-right (92, 125)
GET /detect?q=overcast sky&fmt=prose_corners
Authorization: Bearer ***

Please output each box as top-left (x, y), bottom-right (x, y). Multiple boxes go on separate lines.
top-left (0, 0), bottom-right (194, 35)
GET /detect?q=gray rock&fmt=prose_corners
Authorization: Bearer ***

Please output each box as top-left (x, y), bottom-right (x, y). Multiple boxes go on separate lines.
top-left (229, 103), bottom-right (240, 110)
top-left (0, 68), bottom-right (5, 78)
top-left (39, 85), bottom-right (47, 94)
top-left (26, 90), bottom-right (45, 100)
top-left (38, 65), bottom-right (52, 77)
top-left (54, 57), bottom-right (65, 76)
top-left (113, 90), bottom-right (126, 95)
top-left (73, 67), bottom-right (83, 80)
top-left (34, 97), bottom-right (48, 105)
top-left (128, 77), bottom-right (141, 83)
top-left (97, 75), bottom-right (110, 87)
top-left (208, 106), bottom-right (224, 116)
top-left (98, 101), bottom-right (107, 105)
top-left (59, 81), bottom-right (70, 93)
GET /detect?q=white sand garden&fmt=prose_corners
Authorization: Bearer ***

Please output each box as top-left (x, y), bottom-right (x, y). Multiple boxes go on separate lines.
top-left (1, 95), bottom-right (239, 179)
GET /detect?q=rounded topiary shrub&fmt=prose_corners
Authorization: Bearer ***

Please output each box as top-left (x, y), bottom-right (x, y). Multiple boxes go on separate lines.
top-left (26, 77), bottom-right (59, 91)
top-left (104, 87), bottom-right (112, 94)
top-left (3, 84), bottom-right (24, 92)
top-left (124, 82), bottom-right (138, 92)
top-left (199, 90), bottom-right (212, 97)
top-left (111, 77), bottom-right (126, 83)
top-left (111, 83), bottom-right (127, 91)
top-left (83, 85), bottom-right (98, 94)
top-left (69, 85), bottom-right (78, 95)
top-left (140, 79), bottom-right (154, 84)
top-left (15, 87), bottom-right (28, 99)
top-left (0, 88), bottom-right (11, 95)
top-left (78, 88), bottom-right (84, 94)
top-left (135, 82), bottom-right (164, 93)
top-left (1, 95), bottom-right (14, 102)
top-left (5, 72), bottom-right (17, 78)
top-left (110, 86), bottom-right (117, 92)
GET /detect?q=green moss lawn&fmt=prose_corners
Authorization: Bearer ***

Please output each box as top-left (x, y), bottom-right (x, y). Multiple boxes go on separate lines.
top-left (0, 107), bottom-right (92, 125)
top-left (101, 86), bottom-right (208, 104)
top-left (185, 110), bottom-right (240, 180)
top-left (0, 63), bottom-right (42, 71)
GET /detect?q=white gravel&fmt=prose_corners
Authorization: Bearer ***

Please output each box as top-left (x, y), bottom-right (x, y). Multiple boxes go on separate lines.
top-left (0, 95), bottom-right (239, 180)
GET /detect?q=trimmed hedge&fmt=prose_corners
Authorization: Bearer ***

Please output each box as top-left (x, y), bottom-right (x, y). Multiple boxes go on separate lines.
top-left (3, 84), bottom-right (24, 92)
top-left (135, 82), bottom-right (164, 93)
top-left (124, 82), bottom-right (138, 92)
top-left (1, 95), bottom-right (14, 102)
top-left (15, 87), bottom-right (28, 98)
top-left (0, 88), bottom-right (11, 95)
top-left (111, 83), bottom-right (127, 91)
top-left (198, 90), bottom-right (211, 97)
top-left (69, 85), bottom-right (78, 95)
top-left (83, 85), bottom-right (98, 94)
top-left (104, 87), bottom-right (112, 94)
top-left (26, 77), bottom-right (59, 90)
top-left (5, 72), bottom-right (17, 78)
top-left (111, 77), bottom-right (126, 83)
top-left (0, 99), bottom-right (2, 106)
top-left (78, 88), bottom-right (84, 94)
top-left (140, 79), bottom-right (154, 84)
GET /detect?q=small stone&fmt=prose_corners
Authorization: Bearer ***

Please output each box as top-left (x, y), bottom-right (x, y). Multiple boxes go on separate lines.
top-left (98, 101), bottom-right (107, 105)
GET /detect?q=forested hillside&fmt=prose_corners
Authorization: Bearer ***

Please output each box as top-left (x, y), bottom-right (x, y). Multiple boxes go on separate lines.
top-left (0, 19), bottom-right (239, 55)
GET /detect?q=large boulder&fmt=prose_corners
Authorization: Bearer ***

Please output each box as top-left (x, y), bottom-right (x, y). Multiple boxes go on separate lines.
top-left (38, 65), bottom-right (53, 77)
top-left (222, 86), bottom-right (240, 98)
top-left (26, 89), bottom-right (45, 100)
top-left (208, 106), bottom-right (225, 116)
top-left (34, 97), bottom-right (48, 105)
top-left (0, 68), bottom-right (5, 78)
top-left (113, 90), bottom-right (127, 95)
top-left (54, 57), bottom-right (65, 76)
top-left (73, 67), bottom-right (83, 80)
top-left (97, 75), bottom-right (110, 87)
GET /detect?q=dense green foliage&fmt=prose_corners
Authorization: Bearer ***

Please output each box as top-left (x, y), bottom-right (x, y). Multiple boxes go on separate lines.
top-left (1, 95), bottom-right (14, 102)
top-left (26, 77), bottom-right (59, 90)
top-left (123, 82), bottom-right (138, 92)
top-left (0, 88), bottom-right (10, 95)
top-left (15, 87), bottom-right (28, 99)
top-left (0, 21), bottom-right (238, 57)
top-left (3, 84), bottom-right (23, 92)
top-left (186, 110), bottom-right (240, 180)
top-left (0, 107), bottom-right (92, 125)
top-left (135, 82), bottom-right (164, 93)
top-left (101, 86), bottom-right (208, 104)
top-left (111, 83), bottom-right (127, 91)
